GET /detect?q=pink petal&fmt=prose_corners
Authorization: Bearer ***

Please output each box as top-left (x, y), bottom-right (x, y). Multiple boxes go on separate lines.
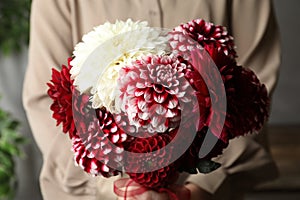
top-left (166, 109), bottom-right (177, 118)
top-left (154, 92), bottom-right (168, 104)
top-left (144, 88), bottom-right (153, 102)
top-left (167, 98), bottom-right (178, 109)
top-left (111, 134), bottom-right (120, 143)
top-left (156, 104), bottom-right (167, 115)
top-left (138, 100), bottom-right (147, 112)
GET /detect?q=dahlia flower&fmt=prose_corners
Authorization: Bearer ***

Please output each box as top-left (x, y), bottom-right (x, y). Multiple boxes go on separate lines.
top-left (72, 135), bottom-right (120, 177)
top-left (69, 19), bottom-right (170, 113)
top-left (125, 133), bottom-right (178, 189)
top-left (172, 18), bottom-right (236, 59)
top-left (221, 65), bottom-right (270, 139)
top-left (72, 99), bottom-right (128, 177)
top-left (117, 55), bottom-right (196, 133)
top-left (185, 50), bottom-right (268, 145)
top-left (47, 58), bottom-right (76, 138)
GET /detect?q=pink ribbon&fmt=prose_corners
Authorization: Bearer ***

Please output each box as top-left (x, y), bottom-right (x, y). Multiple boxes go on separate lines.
top-left (114, 178), bottom-right (148, 199)
top-left (114, 178), bottom-right (191, 200)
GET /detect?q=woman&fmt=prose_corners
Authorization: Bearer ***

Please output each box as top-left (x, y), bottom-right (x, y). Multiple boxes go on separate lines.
top-left (23, 0), bottom-right (280, 199)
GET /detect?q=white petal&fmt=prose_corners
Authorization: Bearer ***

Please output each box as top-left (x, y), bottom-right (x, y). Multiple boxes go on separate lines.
top-left (166, 109), bottom-right (177, 118)
top-left (138, 112), bottom-right (150, 120)
top-left (156, 104), bottom-right (167, 115)
top-left (154, 93), bottom-right (166, 103)
top-left (157, 124), bottom-right (168, 132)
top-left (136, 82), bottom-right (146, 89)
top-left (151, 116), bottom-right (159, 127)
top-left (103, 148), bottom-right (112, 155)
top-left (111, 134), bottom-right (120, 143)
top-left (170, 41), bottom-right (178, 49)
top-left (167, 99), bottom-right (178, 109)
top-left (138, 100), bottom-right (147, 111)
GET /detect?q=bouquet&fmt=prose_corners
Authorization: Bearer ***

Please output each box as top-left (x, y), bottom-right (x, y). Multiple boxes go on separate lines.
top-left (47, 19), bottom-right (269, 199)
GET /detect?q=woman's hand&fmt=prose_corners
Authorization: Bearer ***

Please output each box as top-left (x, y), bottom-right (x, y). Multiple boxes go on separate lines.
top-left (185, 183), bottom-right (213, 200)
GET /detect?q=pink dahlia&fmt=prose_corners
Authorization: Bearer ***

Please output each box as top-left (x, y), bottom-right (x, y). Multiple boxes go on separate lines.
top-left (72, 134), bottom-right (120, 177)
top-left (47, 58), bottom-right (76, 138)
top-left (118, 55), bottom-right (196, 134)
top-left (72, 103), bottom-right (127, 177)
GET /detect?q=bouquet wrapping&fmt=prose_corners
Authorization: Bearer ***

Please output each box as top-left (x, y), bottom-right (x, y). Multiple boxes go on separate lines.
top-left (47, 19), bottom-right (270, 199)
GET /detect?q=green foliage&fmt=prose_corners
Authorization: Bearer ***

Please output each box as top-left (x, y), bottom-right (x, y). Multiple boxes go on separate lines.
top-left (179, 159), bottom-right (221, 174)
top-left (196, 160), bottom-right (221, 174)
top-left (0, 0), bottom-right (31, 55)
top-left (0, 104), bottom-right (26, 200)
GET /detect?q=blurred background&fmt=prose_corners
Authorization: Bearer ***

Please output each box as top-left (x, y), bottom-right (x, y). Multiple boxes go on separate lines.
top-left (0, 0), bottom-right (299, 199)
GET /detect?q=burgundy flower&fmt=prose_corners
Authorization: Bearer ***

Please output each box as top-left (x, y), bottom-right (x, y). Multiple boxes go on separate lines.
top-left (222, 65), bottom-right (270, 139)
top-left (203, 43), bottom-right (236, 69)
top-left (171, 19), bottom-right (237, 59)
top-left (125, 133), bottom-right (178, 189)
top-left (189, 49), bottom-right (270, 142)
top-left (47, 58), bottom-right (76, 138)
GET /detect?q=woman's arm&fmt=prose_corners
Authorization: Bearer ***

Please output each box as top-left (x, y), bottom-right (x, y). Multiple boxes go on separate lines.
top-left (23, 0), bottom-right (97, 199)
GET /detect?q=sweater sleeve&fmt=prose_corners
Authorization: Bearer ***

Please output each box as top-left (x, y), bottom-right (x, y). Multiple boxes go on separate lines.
top-left (185, 0), bottom-right (280, 198)
top-left (22, 0), bottom-right (97, 199)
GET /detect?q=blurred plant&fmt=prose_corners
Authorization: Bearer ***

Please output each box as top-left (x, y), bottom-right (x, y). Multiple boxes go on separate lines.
top-left (0, 0), bottom-right (31, 55)
top-left (0, 101), bottom-right (26, 200)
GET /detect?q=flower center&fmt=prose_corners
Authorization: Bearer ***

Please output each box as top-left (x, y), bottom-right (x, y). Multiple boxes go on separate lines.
top-left (155, 64), bottom-right (175, 85)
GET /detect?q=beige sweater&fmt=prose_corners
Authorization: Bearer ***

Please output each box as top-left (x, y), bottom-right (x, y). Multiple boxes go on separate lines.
top-left (23, 0), bottom-right (281, 199)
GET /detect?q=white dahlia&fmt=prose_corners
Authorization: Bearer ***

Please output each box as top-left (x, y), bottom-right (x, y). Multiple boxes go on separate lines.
top-left (70, 19), bottom-right (170, 113)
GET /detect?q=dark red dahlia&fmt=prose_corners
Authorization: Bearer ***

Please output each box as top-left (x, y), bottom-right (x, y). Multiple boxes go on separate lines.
top-left (182, 57), bottom-right (213, 132)
top-left (189, 50), bottom-right (270, 142)
top-left (221, 65), bottom-right (270, 139)
top-left (203, 43), bottom-right (236, 69)
top-left (47, 58), bottom-right (76, 138)
top-left (125, 133), bottom-right (178, 189)
top-left (47, 58), bottom-right (123, 177)
top-left (172, 18), bottom-right (237, 59)
top-left (188, 50), bottom-right (228, 142)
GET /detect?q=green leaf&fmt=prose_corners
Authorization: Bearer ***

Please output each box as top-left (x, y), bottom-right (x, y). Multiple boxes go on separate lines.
top-left (0, 141), bottom-right (20, 156)
top-left (0, 152), bottom-right (14, 173)
top-left (0, 0), bottom-right (32, 55)
top-left (14, 136), bottom-right (27, 144)
top-left (0, 183), bottom-right (10, 196)
top-left (0, 96), bottom-right (26, 199)
top-left (0, 182), bottom-right (13, 200)
top-left (0, 168), bottom-right (10, 182)
top-left (178, 166), bottom-right (198, 174)
top-left (196, 160), bottom-right (221, 174)
top-left (7, 120), bottom-right (19, 130)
